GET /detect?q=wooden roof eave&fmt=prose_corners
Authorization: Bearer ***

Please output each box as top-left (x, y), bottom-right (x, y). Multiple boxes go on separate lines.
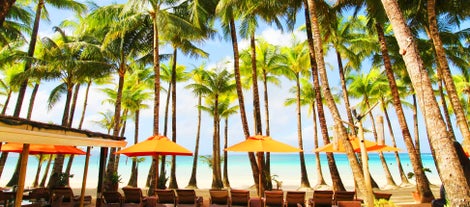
top-left (0, 115), bottom-right (127, 148)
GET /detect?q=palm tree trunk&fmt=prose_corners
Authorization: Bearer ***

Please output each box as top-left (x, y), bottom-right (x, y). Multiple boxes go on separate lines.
top-left (427, 0), bottom-right (470, 146)
top-left (312, 103), bottom-right (326, 187)
top-left (335, 51), bottom-right (356, 135)
top-left (65, 155), bottom-right (74, 186)
top-left (149, 10), bottom-right (161, 195)
top-left (106, 65), bottom-right (125, 191)
top-left (78, 80), bottom-right (91, 130)
top-left (26, 83), bottom-right (39, 120)
top-left (250, 34), bottom-right (267, 194)
top-left (186, 95), bottom-right (202, 188)
top-left (381, 100), bottom-right (410, 185)
top-left (211, 95), bottom-right (223, 189)
top-left (0, 152), bottom-right (8, 178)
top-left (68, 84), bottom-right (80, 127)
top-left (1, 90), bottom-right (11, 115)
top-left (436, 70), bottom-right (455, 139)
top-left (33, 154), bottom-right (43, 187)
top-left (229, 17), bottom-right (258, 191)
top-left (307, 0), bottom-right (368, 203)
top-left (14, 0), bottom-right (44, 117)
top-left (376, 22), bottom-right (433, 201)
top-left (61, 86), bottom-right (73, 126)
top-left (262, 69), bottom-right (273, 190)
top-left (380, 0), bottom-right (470, 203)
top-left (366, 101), bottom-right (396, 188)
top-left (0, 0), bottom-right (16, 27)
top-left (128, 109), bottom-right (140, 187)
top-left (40, 155), bottom-right (52, 187)
top-left (169, 49), bottom-right (178, 189)
top-left (295, 77), bottom-right (310, 188)
top-left (223, 118), bottom-right (230, 188)
top-left (304, 2), bottom-right (345, 191)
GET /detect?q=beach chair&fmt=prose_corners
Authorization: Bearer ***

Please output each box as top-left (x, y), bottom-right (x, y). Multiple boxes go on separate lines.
top-left (336, 201), bottom-right (361, 207)
top-left (51, 187), bottom-right (92, 207)
top-left (122, 187), bottom-right (147, 207)
top-left (263, 191), bottom-right (284, 207)
top-left (209, 189), bottom-right (230, 207)
top-left (101, 191), bottom-right (124, 207)
top-left (154, 189), bottom-right (176, 207)
top-left (176, 189), bottom-right (203, 207)
top-left (28, 188), bottom-right (51, 206)
top-left (50, 187), bottom-right (75, 207)
top-left (373, 192), bottom-right (392, 201)
top-left (284, 191), bottom-right (306, 207)
top-left (308, 190), bottom-right (333, 207)
top-left (229, 189), bottom-right (251, 207)
top-left (333, 191), bottom-right (356, 205)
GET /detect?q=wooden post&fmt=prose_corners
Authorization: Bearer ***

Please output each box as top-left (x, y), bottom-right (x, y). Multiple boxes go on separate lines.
top-left (79, 147), bottom-right (91, 207)
top-left (15, 144), bottom-right (30, 207)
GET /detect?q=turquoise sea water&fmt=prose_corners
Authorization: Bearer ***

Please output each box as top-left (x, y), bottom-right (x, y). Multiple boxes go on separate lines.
top-left (0, 153), bottom-right (440, 190)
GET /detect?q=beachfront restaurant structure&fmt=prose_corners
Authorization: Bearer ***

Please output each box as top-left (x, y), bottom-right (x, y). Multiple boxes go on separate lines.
top-left (0, 115), bottom-right (127, 207)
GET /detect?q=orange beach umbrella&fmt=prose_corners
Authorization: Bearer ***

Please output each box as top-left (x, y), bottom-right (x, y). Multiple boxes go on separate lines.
top-left (1, 142), bottom-right (86, 155)
top-left (225, 135), bottom-right (302, 153)
top-left (225, 135), bottom-right (302, 197)
top-left (115, 135), bottom-right (192, 193)
top-left (115, 135), bottom-right (193, 156)
top-left (315, 136), bottom-right (400, 153)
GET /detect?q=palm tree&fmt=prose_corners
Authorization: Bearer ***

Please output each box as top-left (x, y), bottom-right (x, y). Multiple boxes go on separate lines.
top-left (279, 40), bottom-right (311, 189)
top-left (219, 94), bottom-right (239, 188)
top-left (285, 78), bottom-right (328, 188)
top-left (83, 3), bottom-right (154, 191)
top-left (185, 64), bottom-right (207, 189)
top-left (379, 0), bottom-right (470, 204)
top-left (426, 0), bottom-right (470, 147)
top-left (336, 0), bottom-right (436, 201)
top-left (347, 68), bottom-right (397, 188)
top-left (0, 0), bottom-right (17, 27)
top-left (302, 1), bottom-right (346, 192)
top-left (306, 0), bottom-right (370, 204)
top-left (186, 66), bottom-right (236, 189)
top-left (215, 2), bottom-right (258, 188)
top-left (13, 0), bottom-right (86, 117)
top-left (122, 65), bottom-right (153, 187)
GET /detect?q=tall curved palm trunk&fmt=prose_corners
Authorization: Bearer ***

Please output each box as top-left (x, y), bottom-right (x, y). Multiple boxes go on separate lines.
top-left (14, 0), bottom-right (44, 117)
top-left (427, 0), bottom-right (470, 148)
top-left (307, 0), bottom-right (368, 203)
top-left (375, 22), bottom-right (433, 201)
top-left (294, 76), bottom-right (310, 189)
top-left (0, 0), bottom-right (16, 27)
top-left (380, 100), bottom-right (410, 185)
top-left (303, 3), bottom-right (344, 191)
top-left (227, 18), bottom-right (259, 191)
top-left (186, 94), bottom-right (202, 188)
top-left (380, 0), bottom-right (470, 204)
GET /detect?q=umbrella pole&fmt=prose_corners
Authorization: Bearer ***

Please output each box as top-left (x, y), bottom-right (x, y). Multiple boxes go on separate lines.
top-left (257, 152), bottom-right (262, 197)
top-left (358, 121), bottom-right (374, 207)
top-left (154, 155), bottom-right (159, 195)
top-left (79, 147), bottom-right (91, 207)
top-left (15, 144), bottom-right (30, 207)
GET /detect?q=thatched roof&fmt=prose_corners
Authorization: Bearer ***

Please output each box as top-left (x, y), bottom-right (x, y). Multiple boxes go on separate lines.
top-left (0, 115), bottom-right (127, 147)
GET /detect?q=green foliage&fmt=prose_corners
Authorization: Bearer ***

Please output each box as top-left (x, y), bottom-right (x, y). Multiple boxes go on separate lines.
top-left (199, 155), bottom-right (224, 169)
top-left (55, 172), bottom-right (73, 187)
top-left (271, 174), bottom-right (283, 190)
top-left (110, 172), bottom-right (122, 184)
top-left (374, 198), bottom-right (396, 207)
top-left (407, 167), bottom-right (432, 179)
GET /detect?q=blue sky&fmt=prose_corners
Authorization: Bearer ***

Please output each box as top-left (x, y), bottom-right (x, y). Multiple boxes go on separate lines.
top-left (5, 1), bottom-right (468, 155)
